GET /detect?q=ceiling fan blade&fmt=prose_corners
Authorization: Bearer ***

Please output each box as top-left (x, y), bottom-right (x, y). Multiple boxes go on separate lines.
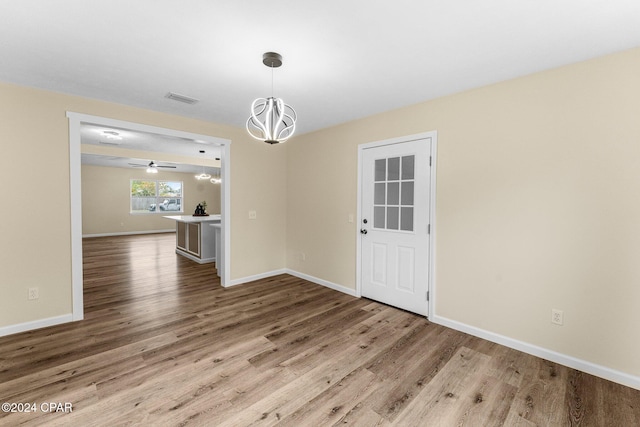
top-left (127, 160), bottom-right (176, 169)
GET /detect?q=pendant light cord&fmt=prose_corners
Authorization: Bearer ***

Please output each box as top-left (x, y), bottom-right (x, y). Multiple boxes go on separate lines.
top-left (271, 62), bottom-right (274, 98)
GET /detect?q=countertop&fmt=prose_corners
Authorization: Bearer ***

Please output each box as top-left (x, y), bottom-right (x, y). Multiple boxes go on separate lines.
top-left (163, 214), bottom-right (221, 223)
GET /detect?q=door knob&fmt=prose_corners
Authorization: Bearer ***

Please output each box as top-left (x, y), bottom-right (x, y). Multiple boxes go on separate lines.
top-left (360, 229), bottom-right (368, 235)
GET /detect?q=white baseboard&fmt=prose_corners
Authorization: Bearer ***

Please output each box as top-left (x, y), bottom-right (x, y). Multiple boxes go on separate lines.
top-left (285, 269), bottom-right (358, 297)
top-left (83, 229), bottom-right (175, 238)
top-left (431, 314), bottom-right (640, 391)
top-left (227, 270), bottom-right (639, 389)
top-left (226, 269), bottom-right (288, 287)
top-left (0, 314), bottom-right (74, 338)
top-left (226, 268), bottom-right (357, 298)
top-left (174, 249), bottom-right (215, 264)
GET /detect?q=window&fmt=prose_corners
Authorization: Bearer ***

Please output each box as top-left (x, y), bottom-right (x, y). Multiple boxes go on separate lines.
top-left (373, 155), bottom-right (415, 231)
top-left (130, 180), bottom-right (183, 213)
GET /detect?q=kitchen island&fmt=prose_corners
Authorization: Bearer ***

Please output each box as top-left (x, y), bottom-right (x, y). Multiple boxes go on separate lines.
top-left (163, 215), bottom-right (221, 264)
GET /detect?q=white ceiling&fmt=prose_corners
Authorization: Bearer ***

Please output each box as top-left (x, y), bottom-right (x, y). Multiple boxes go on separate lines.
top-left (81, 153), bottom-right (220, 175)
top-left (80, 122), bottom-right (222, 170)
top-left (1, 1), bottom-right (639, 137)
top-left (81, 123), bottom-right (222, 158)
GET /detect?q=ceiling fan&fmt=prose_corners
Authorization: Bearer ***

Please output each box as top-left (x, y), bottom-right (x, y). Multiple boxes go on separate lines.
top-left (128, 160), bottom-right (176, 173)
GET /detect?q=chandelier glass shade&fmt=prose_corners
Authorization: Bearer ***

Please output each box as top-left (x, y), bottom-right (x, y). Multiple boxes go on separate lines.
top-left (246, 52), bottom-right (297, 144)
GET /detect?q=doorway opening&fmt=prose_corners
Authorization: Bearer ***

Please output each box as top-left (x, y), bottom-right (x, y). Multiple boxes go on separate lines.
top-left (67, 112), bottom-right (232, 321)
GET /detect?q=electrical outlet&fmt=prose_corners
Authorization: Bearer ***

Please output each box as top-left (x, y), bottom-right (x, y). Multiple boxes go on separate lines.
top-left (28, 287), bottom-right (39, 300)
top-left (551, 309), bottom-right (563, 325)
top-left (348, 214), bottom-right (354, 223)
top-left (248, 210), bottom-right (257, 220)
top-left (301, 252), bottom-right (306, 261)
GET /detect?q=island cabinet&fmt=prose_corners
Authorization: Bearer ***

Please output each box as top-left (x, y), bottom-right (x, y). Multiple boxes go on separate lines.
top-left (176, 222), bottom-right (202, 257)
top-left (164, 215), bottom-right (221, 264)
top-left (187, 222), bottom-right (200, 256)
top-left (176, 221), bottom-right (187, 251)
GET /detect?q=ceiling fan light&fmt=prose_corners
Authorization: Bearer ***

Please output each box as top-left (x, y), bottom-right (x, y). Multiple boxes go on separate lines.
top-left (195, 173), bottom-right (211, 180)
top-left (146, 166), bottom-right (158, 173)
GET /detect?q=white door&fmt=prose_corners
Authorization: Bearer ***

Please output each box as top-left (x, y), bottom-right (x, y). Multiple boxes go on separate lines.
top-left (360, 137), bottom-right (431, 315)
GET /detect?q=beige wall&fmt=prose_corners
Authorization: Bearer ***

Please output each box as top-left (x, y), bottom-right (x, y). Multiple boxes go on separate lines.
top-left (287, 47), bottom-right (640, 377)
top-left (2, 46), bottom-right (639, 381)
top-left (0, 82), bottom-right (287, 327)
top-left (81, 165), bottom-right (221, 235)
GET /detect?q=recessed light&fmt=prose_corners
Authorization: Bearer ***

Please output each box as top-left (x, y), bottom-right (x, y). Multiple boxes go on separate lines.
top-left (102, 130), bottom-right (122, 140)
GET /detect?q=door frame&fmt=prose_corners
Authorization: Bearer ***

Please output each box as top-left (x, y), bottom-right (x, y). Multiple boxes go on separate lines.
top-left (356, 131), bottom-right (437, 317)
top-left (67, 112), bottom-right (232, 321)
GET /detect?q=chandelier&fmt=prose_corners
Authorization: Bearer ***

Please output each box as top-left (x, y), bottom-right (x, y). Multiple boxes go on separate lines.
top-left (195, 150), bottom-right (211, 180)
top-left (195, 170), bottom-right (211, 180)
top-left (246, 52), bottom-right (297, 144)
top-left (210, 169), bottom-right (221, 184)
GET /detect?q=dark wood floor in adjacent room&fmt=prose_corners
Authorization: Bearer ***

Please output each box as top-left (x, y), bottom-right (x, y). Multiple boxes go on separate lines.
top-left (0, 233), bottom-right (638, 426)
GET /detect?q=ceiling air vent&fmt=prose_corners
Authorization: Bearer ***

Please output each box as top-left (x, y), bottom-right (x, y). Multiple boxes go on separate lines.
top-left (165, 92), bottom-right (200, 105)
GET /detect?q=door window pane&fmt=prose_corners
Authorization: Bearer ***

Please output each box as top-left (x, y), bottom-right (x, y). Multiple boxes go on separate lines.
top-left (387, 207), bottom-right (399, 230)
top-left (374, 183), bottom-right (386, 205)
top-left (402, 155), bottom-right (415, 180)
top-left (388, 157), bottom-right (400, 181)
top-left (387, 182), bottom-right (399, 205)
top-left (401, 182), bottom-right (414, 205)
top-left (375, 159), bottom-right (386, 182)
top-left (374, 206), bottom-right (385, 228)
top-left (401, 207), bottom-right (414, 231)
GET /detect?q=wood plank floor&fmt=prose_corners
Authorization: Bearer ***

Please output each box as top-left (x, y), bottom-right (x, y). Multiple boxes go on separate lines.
top-left (0, 233), bottom-right (638, 426)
